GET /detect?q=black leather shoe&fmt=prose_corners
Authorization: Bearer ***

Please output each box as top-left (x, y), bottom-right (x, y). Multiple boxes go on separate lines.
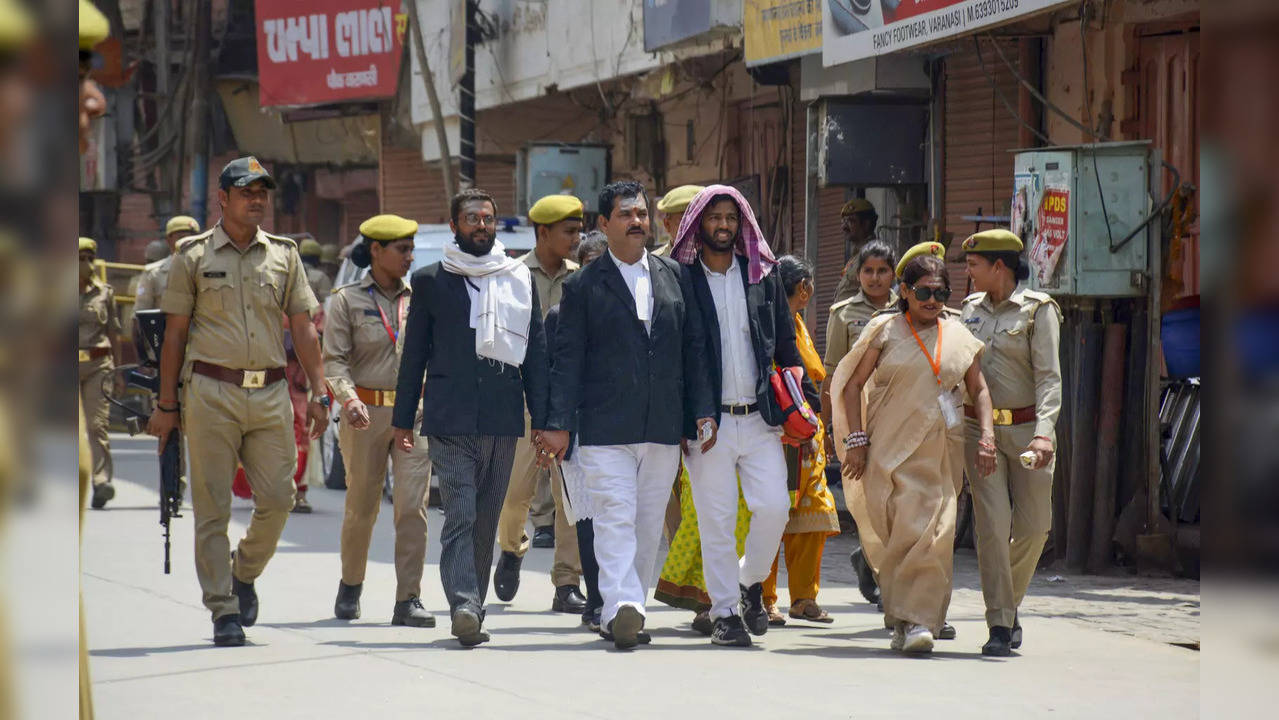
top-left (1011, 614), bottom-right (1023, 649)
top-left (451, 606), bottom-right (488, 646)
top-left (334, 582), bottom-right (361, 620)
top-left (982, 626), bottom-right (1013, 657)
top-left (739, 583), bottom-right (768, 636)
top-left (531, 526), bottom-right (555, 548)
top-left (552, 585), bottom-right (587, 613)
top-left (90, 482), bottom-right (114, 509)
top-left (850, 547), bottom-right (881, 605)
top-left (392, 596), bottom-right (435, 627)
top-left (711, 615), bottom-right (752, 647)
top-left (493, 551), bottom-right (522, 602)
top-left (691, 611), bottom-right (713, 636)
top-left (213, 614), bottom-right (246, 646)
top-left (232, 575), bottom-right (258, 627)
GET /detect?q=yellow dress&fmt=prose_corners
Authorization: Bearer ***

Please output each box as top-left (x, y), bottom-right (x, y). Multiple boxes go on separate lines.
top-left (654, 465), bottom-right (750, 612)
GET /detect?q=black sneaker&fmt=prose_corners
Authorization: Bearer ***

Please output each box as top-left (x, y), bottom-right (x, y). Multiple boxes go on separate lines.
top-left (937, 621), bottom-right (957, 640)
top-left (982, 626), bottom-right (1013, 657)
top-left (90, 482), bottom-right (115, 509)
top-left (392, 596), bottom-right (435, 627)
top-left (492, 551), bottom-right (522, 602)
top-left (334, 581), bottom-right (361, 620)
top-left (531, 526), bottom-right (555, 548)
top-left (608, 606), bottom-right (644, 649)
top-left (739, 583), bottom-right (768, 636)
top-left (232, 575), bottom-right (258, 627)
top-left (582, 607), bottom-right (602, 632)
top-left (710, 615), bottom-right (752, 647)
top-left (600, 625), bottom-right (651, 645)
top-left (213, 614), bottom-right (246, 646)
top-left (690, 611), bottom-right (713, 636)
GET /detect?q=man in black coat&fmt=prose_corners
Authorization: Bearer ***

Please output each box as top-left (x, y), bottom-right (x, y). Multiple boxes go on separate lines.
top-left (540, 181), bottom-right (715, 649)
top-left (392, 189), bottom-right (550, 647)
top-left (666, 184), bottom-right (819, 647)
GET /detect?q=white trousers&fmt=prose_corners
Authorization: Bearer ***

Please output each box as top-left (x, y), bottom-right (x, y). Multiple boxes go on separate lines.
top-left (577, 442), bottom-right (681, 627)
top-left (686, 412), bottom-right (790, 619)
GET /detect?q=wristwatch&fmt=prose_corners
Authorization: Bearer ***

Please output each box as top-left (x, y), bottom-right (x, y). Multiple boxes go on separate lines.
top-left (310, 393), bottom-right (331, 409)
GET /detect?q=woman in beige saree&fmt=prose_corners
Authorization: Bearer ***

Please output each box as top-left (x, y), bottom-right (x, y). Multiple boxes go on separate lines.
top-left (831, 255), bottom-right (997, 653)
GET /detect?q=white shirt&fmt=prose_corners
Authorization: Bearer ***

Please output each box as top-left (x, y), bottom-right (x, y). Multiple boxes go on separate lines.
top-left (701, 255), bottom-right (757, 405)
top-left (610, 248), bottom-right (653, 333)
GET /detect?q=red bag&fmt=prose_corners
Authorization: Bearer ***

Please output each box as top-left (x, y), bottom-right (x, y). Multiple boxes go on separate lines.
top-left (769, 366), bottom-right (819, 445)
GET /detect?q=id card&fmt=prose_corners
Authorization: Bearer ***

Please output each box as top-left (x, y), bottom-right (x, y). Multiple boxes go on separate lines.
top-left (938, 391), bottom-right (961, 429)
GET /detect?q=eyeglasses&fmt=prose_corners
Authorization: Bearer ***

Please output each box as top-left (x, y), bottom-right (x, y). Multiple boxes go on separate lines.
top-left (462, 213), bottom-right (497, 227)
top-left (909, 285), bottom-right (952, 303)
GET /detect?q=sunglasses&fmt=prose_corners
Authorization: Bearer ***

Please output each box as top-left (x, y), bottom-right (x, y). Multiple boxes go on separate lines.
top-left (908, 285), bottom-right (952, 303)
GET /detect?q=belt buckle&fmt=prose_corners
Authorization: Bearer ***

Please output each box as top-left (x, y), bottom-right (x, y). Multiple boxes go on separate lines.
top-left (77, 349), bottom-right (90, 362)
top-left (241, 370), bottom-right (267, 389)
top-left (731, 405), bottom-right (746, 416)
top-left (993, 408), bottom-right (1012, 426)
top-left (381, 390), bottom-right (395, 406)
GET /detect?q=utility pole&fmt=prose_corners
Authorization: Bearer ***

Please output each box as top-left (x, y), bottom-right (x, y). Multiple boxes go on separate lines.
top-left (407, 0), bottom-right (456, 200)
top-left (459, 0), bottom-right (476, 189)
top-left (152, 0), bottom-right (174, 218)
top-left (187, 0), bottom-right (212, 227)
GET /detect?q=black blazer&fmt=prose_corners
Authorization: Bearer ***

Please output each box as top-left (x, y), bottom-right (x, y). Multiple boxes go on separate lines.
top-left (392, 262), bottom-right (549, 437)
top-left (689, 257), bottom-right (820, 426)
top-left (547, 250), bottom-right (713, 446)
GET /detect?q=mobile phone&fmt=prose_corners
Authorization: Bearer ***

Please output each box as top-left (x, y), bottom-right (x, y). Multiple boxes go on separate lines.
top-left (698, 421), bottom-right (713, 444)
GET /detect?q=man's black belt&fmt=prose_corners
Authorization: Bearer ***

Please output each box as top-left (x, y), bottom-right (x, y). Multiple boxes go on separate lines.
top-left (720, 402), bottom-right (758, 416)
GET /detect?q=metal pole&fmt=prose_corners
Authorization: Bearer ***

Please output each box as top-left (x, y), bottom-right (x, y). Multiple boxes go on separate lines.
top-left (187, 0), bottom-right (211, 227)
top-left (459, 0), bottom-right (477, 190)
top-left (407, 0), bottom-right (457, 200)
top-left (152, 0), bottom-right (173, 218)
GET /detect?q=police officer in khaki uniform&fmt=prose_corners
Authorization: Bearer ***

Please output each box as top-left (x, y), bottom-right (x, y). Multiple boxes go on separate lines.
top-left (147, 156), bottom-right (327, 647)
top-left (493, 194), bottom-right (586, 613)
top-left (959, 229), bottom-right (1062, 657)
top-left (830, 198), bottom-right (880, 304)
top-left (652, 184), bottom-right (704, 257)
top-left (135, 215), bottom-right (201, 312)
top-left (299, 236), bottom-right (334, 300)
top-left (79, 236), bottom-right (121, 508)
top-left (325, 214), bottom-right (434, 627)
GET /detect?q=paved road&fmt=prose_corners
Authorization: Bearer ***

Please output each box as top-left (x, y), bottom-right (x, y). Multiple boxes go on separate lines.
top-left (78, 433), bottom-right (1198, 719)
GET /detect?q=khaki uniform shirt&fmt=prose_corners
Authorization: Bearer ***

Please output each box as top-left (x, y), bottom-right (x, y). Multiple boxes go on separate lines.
top-left (133, 255), bottom-right (173, 312)
top-left (160, 224), bottom-right (318, 370)
top-left (520, 250), bottom-right (579, 318)
top-left (306, 264), bottom-right (333, 301)
top-left (79, 279), bottom-right (120, 350)
top-left (323, 274), bottom-right (410, 405)
top-left (961, 285), bottom-right (1063, 439)
top-left (823, 289), bottom-right (897, 374)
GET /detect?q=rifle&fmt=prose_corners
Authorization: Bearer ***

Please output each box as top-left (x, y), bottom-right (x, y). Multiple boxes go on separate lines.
top-left (104, 309), bottom-right (183, 574)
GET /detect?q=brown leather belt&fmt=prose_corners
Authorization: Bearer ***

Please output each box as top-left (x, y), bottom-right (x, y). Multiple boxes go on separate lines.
top-left (192, 360), bottom-right (285, 389)
top-left (964, 404), bottom-right (1036, 426)
top-left (78, 347), bottom-right (110, 362)
top-left (355, 386), bottom-right (397, 407)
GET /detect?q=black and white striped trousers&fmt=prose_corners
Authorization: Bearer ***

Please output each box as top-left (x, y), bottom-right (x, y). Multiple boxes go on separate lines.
top-left (427, 434), bottom-right (519, 613)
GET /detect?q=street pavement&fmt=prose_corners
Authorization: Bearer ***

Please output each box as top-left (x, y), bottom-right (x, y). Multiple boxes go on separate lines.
top-left (80, 433), bottom-right (1198, 719)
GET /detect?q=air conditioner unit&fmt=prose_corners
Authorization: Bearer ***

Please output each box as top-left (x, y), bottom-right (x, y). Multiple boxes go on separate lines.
top-left (516, 144), bottom-right (611, 216)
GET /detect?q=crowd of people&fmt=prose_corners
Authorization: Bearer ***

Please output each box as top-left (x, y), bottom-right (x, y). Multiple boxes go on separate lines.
top-left (78, 151), bottom-right (1064, 658)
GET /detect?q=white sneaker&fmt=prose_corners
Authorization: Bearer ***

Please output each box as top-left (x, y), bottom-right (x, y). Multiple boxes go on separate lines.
top-left (890, 623), bottom-right (905, 651)
top-left (903, 623), bottom-right (934, 653)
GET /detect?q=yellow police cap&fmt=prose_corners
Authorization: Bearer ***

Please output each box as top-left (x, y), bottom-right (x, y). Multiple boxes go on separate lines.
top-left (961, 228), bottom-right (1023, 253)
top-left (299, 238), bottom-right (322, 257)
top-left (165, 215), bottom-right (200, 236)
top-left (79, 236), bottom-right (97, 253)
top-left (0, 0), bottom-right (35, 52)
top-left (656, 185), bottom-right (705, 215)
top-left (320, 244), bottom-right (339, 263)
top-left (895, 241), bottom-right (946, 278)
top-left (841, 198), bottom-right (875, 217)
top-left (359, 214), bottom-right (418, 241)
top-left (79, 0), bottom-right (110, 51)
top-left (528, 195), bottom-right (584, 225)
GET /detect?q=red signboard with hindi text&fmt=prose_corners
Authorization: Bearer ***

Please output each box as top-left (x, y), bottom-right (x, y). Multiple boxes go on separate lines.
top-left (255, 0), bottom-right (407, 108)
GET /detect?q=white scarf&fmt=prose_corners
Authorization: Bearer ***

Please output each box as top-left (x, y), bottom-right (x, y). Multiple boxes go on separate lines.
top-left (442, 238), bottom-right (534, 367)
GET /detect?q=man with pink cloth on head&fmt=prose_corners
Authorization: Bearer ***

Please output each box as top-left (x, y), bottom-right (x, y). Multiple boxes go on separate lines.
top-left (668, 185), bottom-right (820, 647)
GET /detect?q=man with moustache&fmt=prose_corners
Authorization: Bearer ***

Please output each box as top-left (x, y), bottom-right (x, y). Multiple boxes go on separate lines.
top-left (540, 180), bottom-right (715, 650)
top-left (148, 156), bottom-right (328, 646)
top-left (392, 188), bottom-right (550, 647)
top-left (831, 198), bottom-right (880, 304)
top-left (668, 185), bottom-right (816, 646)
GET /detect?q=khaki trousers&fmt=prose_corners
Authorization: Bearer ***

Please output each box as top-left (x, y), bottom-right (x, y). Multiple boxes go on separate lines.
top-left (78, 356), bottom-right (113, 487)
top-left (337, 406), bottom-right (431, 601)
top-left (964, 419), bottom-right (1053, 629)
top-left (497, 418), bottom-right (581, 588)
top-left (183, 373), bottom-right (297, 620)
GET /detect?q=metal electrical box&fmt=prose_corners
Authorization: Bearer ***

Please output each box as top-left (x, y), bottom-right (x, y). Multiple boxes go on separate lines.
top-left (516, 144), bottom-right (610, 216)
top-left (1012, 142), bottom-right (1159, 297)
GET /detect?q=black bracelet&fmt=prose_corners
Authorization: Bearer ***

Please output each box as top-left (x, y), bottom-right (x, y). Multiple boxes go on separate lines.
top-left (156, 403), bottom-right (180, 413)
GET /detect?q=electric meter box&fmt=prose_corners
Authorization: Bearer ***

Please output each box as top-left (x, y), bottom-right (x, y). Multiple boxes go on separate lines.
top-left (1011, 142), bottom-right (1159, 297)
top-left (516, 144), bottom-right (610, 216)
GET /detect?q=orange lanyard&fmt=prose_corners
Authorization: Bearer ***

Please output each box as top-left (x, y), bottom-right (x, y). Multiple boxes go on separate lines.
top-left (367, 287), bottom-right (406, 345)
top-left (905, 313), bottom-right (943, 386)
